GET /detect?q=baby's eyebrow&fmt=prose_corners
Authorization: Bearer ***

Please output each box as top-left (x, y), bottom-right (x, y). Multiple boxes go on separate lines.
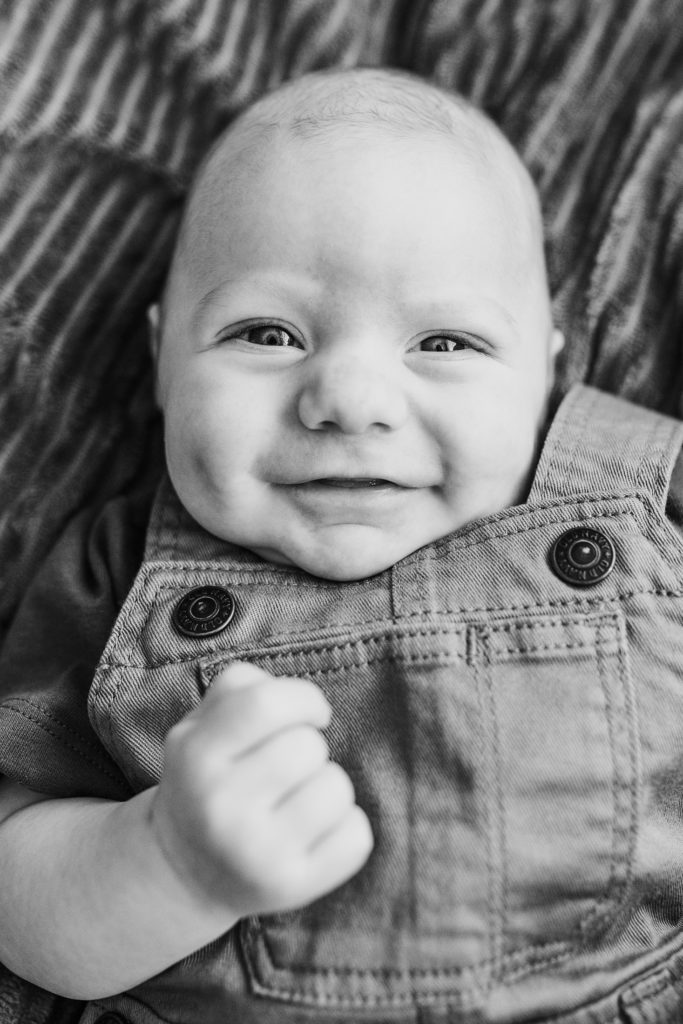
top-left (402, 293), bottom-right (521, 337)
top-left (190, 284), bottom-right (231, 335)
top-left (191, 272), bottom-right (321, 330)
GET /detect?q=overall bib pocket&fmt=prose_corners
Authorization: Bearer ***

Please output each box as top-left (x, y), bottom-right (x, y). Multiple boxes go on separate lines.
top-left (199, 608), bottom-right (639, 1010)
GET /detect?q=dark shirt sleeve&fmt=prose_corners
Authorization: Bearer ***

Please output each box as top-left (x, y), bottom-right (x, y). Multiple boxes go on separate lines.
top-left (0, 491), bottom-right (151, 800)
top-left (666, 444), bottom-right (683, 530)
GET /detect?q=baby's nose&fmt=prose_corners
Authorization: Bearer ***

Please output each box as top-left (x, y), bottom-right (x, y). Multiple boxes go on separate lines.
top-left (297, 355), bottom-right (408, 434)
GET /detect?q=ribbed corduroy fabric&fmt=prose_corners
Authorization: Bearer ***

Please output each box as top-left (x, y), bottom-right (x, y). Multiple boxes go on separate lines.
top-left (0, 0), bottom-right (398, 650)
top-left (1, 0), bottom-right (683, 645)
top-left (1, 2), bottom-right (683, 1021)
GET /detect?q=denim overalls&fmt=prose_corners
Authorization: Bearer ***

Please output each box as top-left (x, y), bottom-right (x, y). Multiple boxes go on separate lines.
top-left (82, 384), bottom-right (683, 1024)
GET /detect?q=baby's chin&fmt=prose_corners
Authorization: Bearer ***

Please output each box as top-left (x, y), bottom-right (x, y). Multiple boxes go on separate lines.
top-left (248, 545), bottom-right (394, 582)
top-left (246, 530), bottom-right (416, 582)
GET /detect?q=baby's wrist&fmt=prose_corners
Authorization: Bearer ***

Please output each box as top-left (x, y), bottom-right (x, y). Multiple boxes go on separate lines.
top-left (120, 787), bottom-right (239, 931)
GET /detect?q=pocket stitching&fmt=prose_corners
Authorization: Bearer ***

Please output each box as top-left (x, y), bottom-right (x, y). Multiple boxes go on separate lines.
top-left (237, 612), bottom-right (636, 1002)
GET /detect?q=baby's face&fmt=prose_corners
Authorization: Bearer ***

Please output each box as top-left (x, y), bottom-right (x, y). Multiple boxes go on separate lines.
top-left (156, 127), bottom-right (561, 580)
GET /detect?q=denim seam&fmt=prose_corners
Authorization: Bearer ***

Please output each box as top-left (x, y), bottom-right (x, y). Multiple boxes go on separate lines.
top-left (486, 615), bottom-right (616, 633)
top-left (502, 614), bottom-right (632, 981)
top-left (98, 609), bottom-right (646, 669)
top-left (249, 921), bottom-right (487, 1009)
top-left (470, 635), bottom-right (494, 996)
top-left (389, 557), bottom-right (398, 620)
top-left (242, 615), bottom-right (632, 996)
top-left (633, 415), bottom-right (650, 499)
top-left (396, 587), bottom-right (683, 620)
top-left (201, 637), bottom-right (616, 684)
top-left (569, 387), bottom-right (591, 493)
top-left (529, 384), bottom-right (588, 500)
top-left (480, 638), bottom-right (506, 987)
top-left (101, 624), bottom-right (470, 671)
top-left (203, 651), bottom-right (469, 684)
top-left (639, 415), bottom-right (681, 513)
top-left (392, 541), bottom-right (433, 619)
top-left (578, 620), bottom-right (624, 941)
top-left (102, 621), bottom-right (623, 669)
top-left (3, 696), bottom-right (115, 759)
top-left (490, 638), bottom-right (615, 657)
top-left (617, 618), bottom-right (639, 917)
top-left (622, 970), bottom-right (673, 1005)
top-left (0, 700), bottom-right (126, 786)
top-left (428, 494), bottom-right (640, 552)
top-left (160, 485), bottom-right (175, 560)
top-left (171, 497), bottom-right (181, 561)
top-left (144, 561), bottom-right (390, 588)
top-left (111, 536), bottom-right (683, 667)
top-left (432, 505), bottom-right (641, 556)
top-left (502, 944), bottom-right (574, 983)
top-left (615, 610), bottom-right (639, 912)
top-left (229, 628), bottom-right (466, 657)
top-left (249, 918), bottom-right (486, 1004)
top-left (246, 929), bottom-right (577, 1004)
top-left (94, 668), bottom-right (120, 752)
top-left (303, 652), bottom-right (464, 675)
top-left (254, 931), bottom-right (483, 979)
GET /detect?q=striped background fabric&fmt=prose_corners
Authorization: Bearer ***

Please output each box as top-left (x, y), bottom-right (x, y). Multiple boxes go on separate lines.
top-left (0, 1), bottom-right (682, 1019)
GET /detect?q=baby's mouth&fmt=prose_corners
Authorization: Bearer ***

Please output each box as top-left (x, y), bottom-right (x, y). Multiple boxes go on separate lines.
top-left (311, 478), bottom-right (398, 489)
top-left (278, 476), bottom-right (417, 515)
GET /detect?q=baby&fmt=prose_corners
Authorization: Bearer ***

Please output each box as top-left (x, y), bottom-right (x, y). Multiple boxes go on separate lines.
top-left (1, 68), bottom-right (683, 1024)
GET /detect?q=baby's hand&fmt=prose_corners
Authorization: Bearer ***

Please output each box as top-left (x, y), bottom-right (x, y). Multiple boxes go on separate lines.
top-left (150, 662), bottom-right (373, 918)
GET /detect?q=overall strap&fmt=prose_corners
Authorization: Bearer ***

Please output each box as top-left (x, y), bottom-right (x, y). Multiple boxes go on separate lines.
top-left (143, 473), bottom-right (269, 570)
top-left (528, 384), bottom-right (683, 512)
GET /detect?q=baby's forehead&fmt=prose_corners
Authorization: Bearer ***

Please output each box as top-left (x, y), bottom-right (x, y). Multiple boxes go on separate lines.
top-left (204, 70), bottom-right (520, 180)
top-left (175, 70), bottom-right (544, 280)
top-left (231, 68), bottom-right (483, 140)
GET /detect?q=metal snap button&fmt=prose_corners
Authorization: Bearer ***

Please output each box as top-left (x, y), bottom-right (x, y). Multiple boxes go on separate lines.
top-left (172, 586), bottom-right (236, 637)
top-left (550, 527), bottom-right (615, 586)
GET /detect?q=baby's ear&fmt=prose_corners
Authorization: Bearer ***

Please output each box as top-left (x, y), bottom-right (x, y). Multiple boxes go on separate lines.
top-left (147, 304), bottom-right (163, 409)
top-left (147, 303), bottom-right (161, 364)
top-left (550, 328), bottom-right (565, 358)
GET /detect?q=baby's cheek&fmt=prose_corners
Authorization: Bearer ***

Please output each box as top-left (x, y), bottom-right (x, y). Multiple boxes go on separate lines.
top-left (186, 438), bottom-right (238, 506)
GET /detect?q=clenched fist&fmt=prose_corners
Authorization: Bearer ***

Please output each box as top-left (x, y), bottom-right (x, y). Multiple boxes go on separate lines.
top-left (150, 662), bottom-right (373, 918)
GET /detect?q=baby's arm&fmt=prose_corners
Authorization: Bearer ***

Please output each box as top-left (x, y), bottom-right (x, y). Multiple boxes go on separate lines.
top-left (0, 663), bottom-right (372, 1000)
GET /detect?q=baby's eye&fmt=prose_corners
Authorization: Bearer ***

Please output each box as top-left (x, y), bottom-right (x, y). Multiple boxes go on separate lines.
top-left (417, 335), bottom-right (469, 353)
top-left (239, 325), bottom-right (303, 348)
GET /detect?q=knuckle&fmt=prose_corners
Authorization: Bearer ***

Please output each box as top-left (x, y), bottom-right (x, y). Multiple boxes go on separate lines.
top-left (275, 677), bottom-right (330, 722)
top-left (265, 856), bottom-right (312, 908)
top-left (348, 806), bottom-right (375, 856)
top-left (248, 682), bottom-right (276, 719)
top-left (205, 669), bottom-right (235, 696)
top-left (325, 762), bottom-right (355, 803)
top-left (208, 790), bottom-right (265, 853)
top-left (297, 726), bottom-right (329, 766)
top-left (164, 717), bottom-right (194, 760)
top-left (164, 722), bottom-right (227, 787)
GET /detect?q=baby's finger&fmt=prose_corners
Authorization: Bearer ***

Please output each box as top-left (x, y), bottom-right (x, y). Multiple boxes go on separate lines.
top-left (274, 762), bottom-right (357, 846)
top-left (298, 804), bottom-right (374, 903)
top-left (211, 661), bottom-right (271, 691)
top-left (238, 724), bottom-right (330, 802)
top-left (184, 668), bottom-right (331, 758)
